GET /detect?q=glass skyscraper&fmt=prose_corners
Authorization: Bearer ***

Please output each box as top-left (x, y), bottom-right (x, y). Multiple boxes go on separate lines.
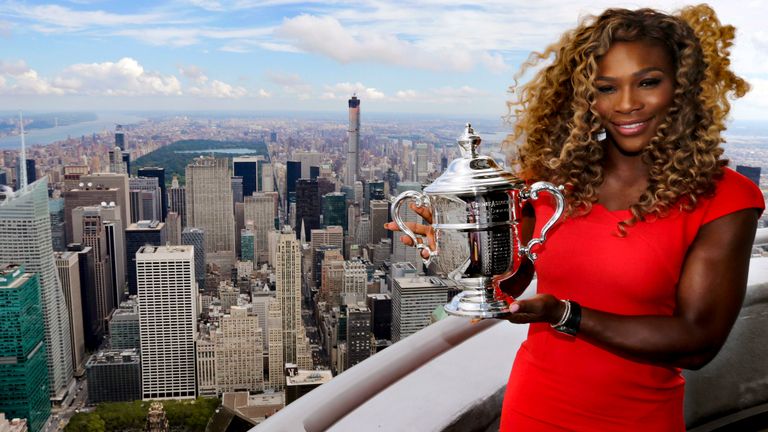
top-left (0, 178), bottom-right (73, 400)
top-left (0, 265), bottom-right (51, 432)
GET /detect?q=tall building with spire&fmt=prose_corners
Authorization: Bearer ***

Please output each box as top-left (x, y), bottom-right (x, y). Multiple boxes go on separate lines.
top-left (186, 157), bottom-right (236, 273)
top-left (0, 179), bottom-right (74, 400)
top-left (346, 95), bottom-right (360, 187)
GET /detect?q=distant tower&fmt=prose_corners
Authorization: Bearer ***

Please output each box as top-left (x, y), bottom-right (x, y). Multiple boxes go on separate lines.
top-left (346, 95), bottom-right (360, 187)
top-left (115, 125), bottom-right (125, 150)
top-left (137, 245), bottom-right (196, 400)
top-left (0, 178), bottom-right (74, 400)
top-left (137, 167), bottom-right (168, 221)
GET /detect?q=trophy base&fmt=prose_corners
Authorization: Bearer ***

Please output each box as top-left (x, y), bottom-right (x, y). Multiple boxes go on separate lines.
top-left (444, 290), bottom-right (511, 319)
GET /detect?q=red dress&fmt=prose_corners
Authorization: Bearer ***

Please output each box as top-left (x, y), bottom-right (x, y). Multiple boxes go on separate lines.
top-left (500, 168), bottom-right (765, 431)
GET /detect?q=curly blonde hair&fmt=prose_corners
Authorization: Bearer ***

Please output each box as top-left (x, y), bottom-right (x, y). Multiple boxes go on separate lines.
top-left (505, 4), bottom-right (749, 234)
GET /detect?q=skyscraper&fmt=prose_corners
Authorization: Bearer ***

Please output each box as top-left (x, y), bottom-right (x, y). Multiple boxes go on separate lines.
top-left (181, 227), bottom-right (205, 289)
top-left (391, 275), bottom-right (459, 342)
top-left (285, 160), bottom-right (301, 220)
top-left (215, 306), bottom-right (264, 393)
top-left (169, 176), bottom-right (186, 228)
top-left (115, 125), bottom-right (125, 150)
top-left (0, 179), bottom-right (74, 400)
top-left (72, 206), bottom-right (116, 333)
top-left (233, 155), bottom-right (264, 197)
top-left (322, 192), bottom-right (347, 232)
top-left (346, 95), bottom-right (360, 186)
top-left (186, 157), bottom-right (236, 273)
top-left (129, 177), bottom-right (162, 223)
top-left (125, 220), bottom-right (166, 296)
top-left (137, 245), bottom-right (197, 400)
top-left (137, 167), bottom-right (168, 221)
top-left (54, 251), bottom-right (86, 377)
top-left (0, 265), bottom-right (51, 432)
top-left (266, 301), bottom-right (284, 391)
top-left (244, 192), bottom-right (276, 264)
top-left (276, 229), bottom-right (302, 365)
top-left (295, 179), bottom-right (320, 241)
top-left (80, 173), bottom-right (131, 233)
top-left (66, 244), bottom-right (100, 350)
top-left (369, 199), bottom-right (390, 244)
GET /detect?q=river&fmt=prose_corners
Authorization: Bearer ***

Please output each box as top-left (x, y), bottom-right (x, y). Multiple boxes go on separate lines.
top-left (0, 113), bottom-right (146, 149)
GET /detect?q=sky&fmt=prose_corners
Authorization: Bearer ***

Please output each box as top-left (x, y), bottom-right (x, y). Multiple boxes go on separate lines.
top-left (0, 0), bottom-right (766, 119)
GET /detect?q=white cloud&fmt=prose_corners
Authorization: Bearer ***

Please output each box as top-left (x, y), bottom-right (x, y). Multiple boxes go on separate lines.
top-left (392, 86), bottom-right (490, 103)
top-left (179, 65), bottom-right (209, 84)
top-left (0, 60), bottom-right (30, 75)
top-left (258, 88), bottom-right (271, 98)
top-left (3, 3), bottom-right (177, 32)
top-left (265, 71), bottom-right (312, 98)
top-left (321, 82), bottom-right (385, 100)
top-left (0, 20), bottom-right (11, 38)
top-left (188, 80), bottom-right (247, 98)
top-left (54, 58), bottom-right (182, 95)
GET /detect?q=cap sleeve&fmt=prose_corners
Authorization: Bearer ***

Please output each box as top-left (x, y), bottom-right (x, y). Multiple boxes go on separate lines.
top-left (701, 168), bottom-right (765, 225)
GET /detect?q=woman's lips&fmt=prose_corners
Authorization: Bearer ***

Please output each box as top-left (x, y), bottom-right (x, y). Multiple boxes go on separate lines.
top-left (612, 119), bottom-right (650, 136)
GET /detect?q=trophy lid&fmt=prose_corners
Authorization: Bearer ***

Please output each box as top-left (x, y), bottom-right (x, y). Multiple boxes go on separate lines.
top-left (424, 123), bottom-right (522, 195)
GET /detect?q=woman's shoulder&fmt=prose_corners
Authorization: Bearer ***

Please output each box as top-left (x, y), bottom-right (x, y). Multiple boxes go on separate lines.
top-left (699, 167), bottom-right (765, 224)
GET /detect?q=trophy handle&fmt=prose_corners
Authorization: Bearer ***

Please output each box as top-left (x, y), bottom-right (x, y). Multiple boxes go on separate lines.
top-left (519, 181), bottom-right (565, 261)
top-left (390, 190), bottom-right (436, 267)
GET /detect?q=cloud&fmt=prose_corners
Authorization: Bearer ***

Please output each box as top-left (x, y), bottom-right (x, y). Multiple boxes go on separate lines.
top-left (265, 71), bottom-right (312, 98)
top-left (258, 88), bottom-right (271, 98)
top-left (392, 86), bottom-right (490, 103)
top-left (0, 20), bottom-right (10, 38)
top-left (188, 80), bottom-right (247, 98)
top-left (3, 3), bottom-right (177, 32)
top-left (53, 58), bottom-right (182, 95)
top-left (0, 60), bottom-right (30, 75)
top-left (321, 82), bottom-right (385, 100)
top-left (179, 65), bottom-right (208, 84)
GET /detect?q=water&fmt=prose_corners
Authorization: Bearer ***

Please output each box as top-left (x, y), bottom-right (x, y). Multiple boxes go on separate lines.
top-left (175, 148), bottom-right (261, 155)
top-left (0, 113), bottom-right (145, 149)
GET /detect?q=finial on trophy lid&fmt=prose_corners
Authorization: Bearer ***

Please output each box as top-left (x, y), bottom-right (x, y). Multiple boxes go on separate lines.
top-left (457, 123), bottom-right (482, 159)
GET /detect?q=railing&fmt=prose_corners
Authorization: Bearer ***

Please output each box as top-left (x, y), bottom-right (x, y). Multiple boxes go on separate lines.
top-left (254, 231), bottom-right (768, 432)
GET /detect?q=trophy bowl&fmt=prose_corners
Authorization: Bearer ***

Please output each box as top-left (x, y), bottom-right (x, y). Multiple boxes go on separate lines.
top-left (390, 124), bottom-right (564, 319)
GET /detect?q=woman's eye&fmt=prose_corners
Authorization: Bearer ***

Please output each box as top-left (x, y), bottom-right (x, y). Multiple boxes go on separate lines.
top-left (639, 78), bottom-right (661, 88)
top-left (596, 85), bottom-right (615, 94)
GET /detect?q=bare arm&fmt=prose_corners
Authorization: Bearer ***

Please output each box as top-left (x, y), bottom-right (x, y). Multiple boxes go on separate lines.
top-left (508, 208), bottom-right (759, 370)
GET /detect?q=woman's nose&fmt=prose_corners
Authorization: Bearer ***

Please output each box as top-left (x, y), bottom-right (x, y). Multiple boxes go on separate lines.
top-left (615, 88), bottom-right (642, 114)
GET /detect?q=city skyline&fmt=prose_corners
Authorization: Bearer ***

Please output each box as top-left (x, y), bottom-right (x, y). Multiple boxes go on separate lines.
top-left (0, 0), bottom-right (766, 119)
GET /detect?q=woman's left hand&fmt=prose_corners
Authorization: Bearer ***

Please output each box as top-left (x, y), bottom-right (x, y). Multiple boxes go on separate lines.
top-left (506, 294), bottom-right (566, 325)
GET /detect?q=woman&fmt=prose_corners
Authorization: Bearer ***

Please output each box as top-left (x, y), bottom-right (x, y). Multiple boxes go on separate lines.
top-left (385, 4), bottom-right (763, 431)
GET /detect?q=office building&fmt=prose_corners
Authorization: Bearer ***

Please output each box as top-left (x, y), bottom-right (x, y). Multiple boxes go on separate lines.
top-left (285, 367), bottom-right (333, 405)
top-left (181, 227), bottom-right (205, 289)
top-left (165, 211), bottom-right (182, 245)
top-left (49, 197), bottom-right (67, 252)
top-left (66, 244), bottom-right (101, 350)
top-left (0, 179), bottom-right (73, 400)
top-left (54, 252), bottom-right (86, 376)
top-left (109, 146), bottom-right (125, 175)
top-left (233, 156), bottom-right (264, 198)
top-left (114, 125), bottom-right (125, 150)
top-left (295, 179), bottom-right (320, 241)
top-left (0, 265), bottom-right (51, 432)
top-left (367, 293), bottom-right (392, 341)
top-left (392, 275), bottom-right (459, 342)
top-left (86, 349), bottom-right (141, 404)
top-left (293, 151), bottom-right (322, 180)
top-left (346, 95), bottom-right (360, 186)
top-left (125, 220), bottom-right (166, 296)
top-left (241, 228), bottom-right (255, 263)
top-left (322, 192), bottom-right (347, 232)
top-left (343, 260), bottom-right (367, 306)
top-left (109, 299), bottom-right (139, 350)
top-left (346, 304), bottom-right (372, 369)
top-left (63, 184), bottom-right (121, 245)
top-left (129, 177), bottom-right (162, 223)
top-left (231, 176), bottom-right (244, 204)
top-left (186, 157), bottom-right (236, 273)
top-left (244, 192), bottom-right (276, 264)
top-left (169, 176), bottom-right (186, 228)
top-left (369, 200), bottom-right (390, 244)
top-left (80, 173), bottom-right (131, 230)
top-left (216, 306), bottom-right (264, 393)
top-left (319, 249), bottom-right (344, 305)
top-left (137, 167), bottom-right (168, 221)
top-left (276, 230), bottom-right (302, 365)
top-left (72, 207), bottom-right (116, 333)
top-left (137, 245), bottom-right (197, 400)
top-left (266, 301), bottom-right (284, 391)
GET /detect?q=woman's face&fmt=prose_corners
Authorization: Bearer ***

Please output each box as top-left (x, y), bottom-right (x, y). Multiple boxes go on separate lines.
top-left (594, 40), bottom-right (676, 155)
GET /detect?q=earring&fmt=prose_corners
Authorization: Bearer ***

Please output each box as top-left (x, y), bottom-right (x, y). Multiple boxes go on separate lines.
top-left (595, 128), bottom-right (607, 141)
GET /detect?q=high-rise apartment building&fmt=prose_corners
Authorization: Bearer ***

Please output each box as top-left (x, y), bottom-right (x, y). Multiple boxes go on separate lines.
top-left (0, 179), bottom-right (73, 400)
top-left (346, 96), bottom-right (360, 186)
top-left (276, 230), bottom-right (302, 365)
top-left (244, 192), bottom-right (276, 264)
top-left (137, 245), bottom-right (197, 400)
top-left (125, 220), bottom-right (166, 296)
top-left (0, 265), bottom-right (51, 432)
top-left (54, 251), bottom-right (86, 376)
top-left (186, 157), bottom-right (236, 273)
top-left (137, 167), bottom-right (167, 221)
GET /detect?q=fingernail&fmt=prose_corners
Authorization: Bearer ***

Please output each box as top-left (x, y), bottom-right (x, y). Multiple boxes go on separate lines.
top-left (508, 303), bottom-right (519, 313)
top-left (383, 223), bottom-right (389, 228)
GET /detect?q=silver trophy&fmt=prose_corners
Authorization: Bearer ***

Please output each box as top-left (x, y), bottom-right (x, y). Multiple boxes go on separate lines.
top-left (390, 124), bottom-right (565, 318)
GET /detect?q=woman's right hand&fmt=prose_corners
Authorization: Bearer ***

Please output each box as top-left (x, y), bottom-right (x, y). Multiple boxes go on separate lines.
top-left (384, 202), bottom-right (435, 260)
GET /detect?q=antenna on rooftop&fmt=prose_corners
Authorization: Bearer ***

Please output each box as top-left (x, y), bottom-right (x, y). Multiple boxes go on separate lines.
top-left (18, 112), bottom-right (28, 190)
